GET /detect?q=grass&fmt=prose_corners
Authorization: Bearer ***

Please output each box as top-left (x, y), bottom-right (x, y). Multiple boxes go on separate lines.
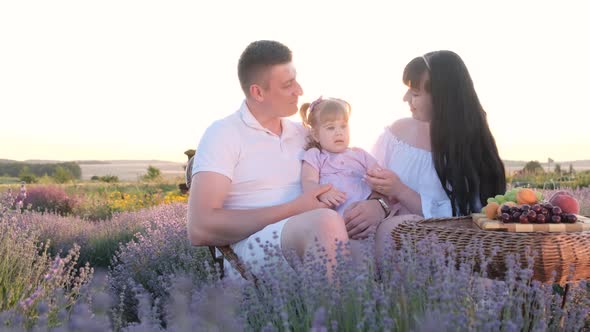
top-left (0, 176), bottom-right (20, 184)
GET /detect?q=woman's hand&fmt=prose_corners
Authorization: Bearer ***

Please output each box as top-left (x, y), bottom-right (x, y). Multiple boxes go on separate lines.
top-left (365, 166), bottom-right (404, 199)
top-left (342, 200), bottom-right (385, 239)
top-left (318, 188), bottom-right (347, 208)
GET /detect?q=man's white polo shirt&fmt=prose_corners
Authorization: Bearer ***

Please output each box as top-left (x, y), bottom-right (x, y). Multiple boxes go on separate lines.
top-left (192, 101), bottom-right (307, 210)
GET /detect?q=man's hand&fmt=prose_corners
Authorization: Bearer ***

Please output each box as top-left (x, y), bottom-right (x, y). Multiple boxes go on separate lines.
top-left (365, 166), bottom-right (403, 198)
top-left (342, 200), bottom-right (385, 239)
top-left (293, 184), bottom-right (333, 213)
top-left (318, 188), bottom-right (347, 208)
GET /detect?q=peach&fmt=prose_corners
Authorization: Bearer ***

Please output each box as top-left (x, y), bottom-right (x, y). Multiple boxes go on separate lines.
top-left (549, 193), bottom-right (580, 214)
top-left (485, 202), bottom-right (500, 219)
top-left (548, 190), bottom-right (570, 202)
top-left (516, 188), bottom-right (538, 205)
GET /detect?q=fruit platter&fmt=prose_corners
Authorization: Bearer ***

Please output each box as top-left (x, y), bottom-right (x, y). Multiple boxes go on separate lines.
top-left (473, 188), bottom-right (588, 232)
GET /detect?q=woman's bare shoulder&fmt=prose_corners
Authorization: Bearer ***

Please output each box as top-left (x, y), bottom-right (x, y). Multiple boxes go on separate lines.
top-left (389, 118), bottom-right (425, 136)
top-left (388, 118), bottom-right (430, 150)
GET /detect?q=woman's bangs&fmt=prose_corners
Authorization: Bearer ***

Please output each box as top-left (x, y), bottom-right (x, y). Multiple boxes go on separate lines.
top-left (403, 57), bottom-right (427, 89)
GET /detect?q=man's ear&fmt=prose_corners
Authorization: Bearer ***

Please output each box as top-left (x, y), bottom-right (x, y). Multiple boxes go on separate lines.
top-left (249, 84), bottom-right (264, 102)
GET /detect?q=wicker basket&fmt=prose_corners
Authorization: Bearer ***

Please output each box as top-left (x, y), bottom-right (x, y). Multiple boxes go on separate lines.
top-left (391, 216), bottom-right (590, 285)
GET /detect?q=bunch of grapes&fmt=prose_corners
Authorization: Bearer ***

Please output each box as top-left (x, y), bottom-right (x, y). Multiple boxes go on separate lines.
top-left (499, 202), bottom-right (578, 224)
top-left (486, 187), bottom-right (543, 205)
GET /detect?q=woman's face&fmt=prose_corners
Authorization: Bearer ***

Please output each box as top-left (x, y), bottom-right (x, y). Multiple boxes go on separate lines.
top-left (403, 73), bottom-right (433, 122)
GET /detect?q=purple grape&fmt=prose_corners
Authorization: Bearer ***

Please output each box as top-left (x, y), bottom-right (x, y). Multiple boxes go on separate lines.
top-left (521, 204), bottom-right (531, 211)
top-left (551, 215), bottom-right (562, 223)
top-left (544, 203), bottom-right (554, 210)
top-left (519, 214), bottom-right (530, 224)
top-left (527, 211), bottom-right (537, 223)
top-left (512, 212), bottom-right (522, 222)
top-left (564, 214), bottom-right (578, 223)
top-left (510, 207), bottom-right (520, 214)
top-left (501, 213), bottom-right (511, 222)
top-left (541, 208), bottom-right (549, 216)
top-left (552, 206), bottom-right (562, 215)
top-left (536, 214), bottom-right (546, 223)
top-left (531, 204), bottom-right (542, 213)
top-left (501, 205), bottom-right (511, 214)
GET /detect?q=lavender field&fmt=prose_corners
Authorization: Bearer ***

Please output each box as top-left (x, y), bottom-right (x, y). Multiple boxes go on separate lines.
top-left (1, 187), bottom-right (590, 331)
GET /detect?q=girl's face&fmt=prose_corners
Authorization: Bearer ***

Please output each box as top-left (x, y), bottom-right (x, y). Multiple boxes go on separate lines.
top-left (403, 73), bottom-right (433, 122)
top-left (313, 117), bottom-right (350, 153)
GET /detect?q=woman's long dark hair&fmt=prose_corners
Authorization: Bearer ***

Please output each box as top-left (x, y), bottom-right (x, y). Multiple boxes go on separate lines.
top-left (403, 51), bottom-right (506, 216)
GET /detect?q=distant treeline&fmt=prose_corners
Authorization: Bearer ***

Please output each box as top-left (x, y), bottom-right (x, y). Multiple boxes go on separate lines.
top-left (0, 162), bottom-right (81, 179)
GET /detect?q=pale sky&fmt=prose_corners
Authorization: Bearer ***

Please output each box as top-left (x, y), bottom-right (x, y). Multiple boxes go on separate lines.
top-left (1, 0), bottom-right (589, 163)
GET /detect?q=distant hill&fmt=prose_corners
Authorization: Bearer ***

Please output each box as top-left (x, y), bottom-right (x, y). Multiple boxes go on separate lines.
top-left (77, 160), bottom-right (186, 181)
top-left (3, 158), bottom-right (589, 181)
top-left (0, 159), bottom-right (186, 181)
top-left (1, 159), bottom-right (183, 164)
top-left (503, 160), bottom-right (590, 174)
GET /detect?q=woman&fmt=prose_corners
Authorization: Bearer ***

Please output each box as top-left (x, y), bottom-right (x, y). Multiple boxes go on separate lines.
top-left (343, 50), bottom-right (506, 257)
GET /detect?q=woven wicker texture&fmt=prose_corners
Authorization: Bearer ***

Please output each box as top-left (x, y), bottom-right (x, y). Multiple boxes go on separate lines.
top-left (391, 216), bottom-right (590, 285)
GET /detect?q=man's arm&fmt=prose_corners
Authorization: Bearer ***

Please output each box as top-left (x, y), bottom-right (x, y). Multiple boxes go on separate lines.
top-left (301, 162), bottom-right (321, 193)
top-left (187, 171), bottom-right (331, 246)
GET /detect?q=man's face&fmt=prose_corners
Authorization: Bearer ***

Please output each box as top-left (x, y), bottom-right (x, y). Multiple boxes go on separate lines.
top-left (261, 62), bottom-right (303, 117)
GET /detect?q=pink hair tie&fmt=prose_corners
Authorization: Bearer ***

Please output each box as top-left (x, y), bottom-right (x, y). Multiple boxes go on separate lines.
top-left (308, 96), bottom-right (324, 113)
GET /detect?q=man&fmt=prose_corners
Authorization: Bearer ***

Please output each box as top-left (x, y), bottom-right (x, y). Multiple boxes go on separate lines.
top-left (188, 40), bottom-right (366, 275)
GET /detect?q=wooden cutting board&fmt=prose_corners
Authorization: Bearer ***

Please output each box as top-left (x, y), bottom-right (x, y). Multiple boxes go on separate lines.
top-left (472, 213), bottom-right (590, 232)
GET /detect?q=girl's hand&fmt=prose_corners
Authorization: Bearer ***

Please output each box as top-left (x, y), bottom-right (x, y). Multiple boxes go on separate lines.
top-left (365, 166), bottom-right (403, 198)
top-left (318, 188), bottom-right (347, 208)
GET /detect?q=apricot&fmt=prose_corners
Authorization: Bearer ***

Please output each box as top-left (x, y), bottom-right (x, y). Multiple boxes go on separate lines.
top-left (516, 188), bottom-right (538, 205)
top-left (485, 202), bottom-right (500, 219)
top-left (549, 193), bottom-right (580, 214)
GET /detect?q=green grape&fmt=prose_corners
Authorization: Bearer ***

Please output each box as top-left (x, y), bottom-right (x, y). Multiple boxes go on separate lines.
top-left (536, 192), bottom-right (543, 201)
top-left (494, 195), bottom-right (506, 203)
top-left (487, 197), bottom-right (497, 204)
top-left (505, 193), bottom-right (516, 202)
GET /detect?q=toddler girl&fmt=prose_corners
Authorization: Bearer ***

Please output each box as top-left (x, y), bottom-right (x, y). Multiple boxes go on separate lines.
top-left (299, 97), bottom-right (400, 216)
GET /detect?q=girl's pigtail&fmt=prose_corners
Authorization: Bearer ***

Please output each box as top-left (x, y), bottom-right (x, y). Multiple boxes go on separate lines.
top-left (299, 103), bottom-right (311, 128)
top-left (299, 102), bottom-right (320, 150)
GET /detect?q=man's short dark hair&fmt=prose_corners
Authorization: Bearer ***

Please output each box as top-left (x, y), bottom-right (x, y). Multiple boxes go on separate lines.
top-left (238, 40), bottom-right (292, 96)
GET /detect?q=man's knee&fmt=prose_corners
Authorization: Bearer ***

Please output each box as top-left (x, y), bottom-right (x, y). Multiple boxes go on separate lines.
top-left (311, 209), bottom-right (347, 240)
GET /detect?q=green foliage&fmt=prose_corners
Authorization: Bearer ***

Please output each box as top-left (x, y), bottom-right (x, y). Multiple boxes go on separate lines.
top-left (142, 165), bottom-right (161, 181)
top-left (18, 166), bottom-right (38, 184)
top-left (0, 162), bottom-right (81, 180)
top-left (0, 176), bottom-right (22, 184)
top-left (522, 160), bottom-right (544, 174)
top-left (85, 230), bottom-right (139, 267)
top-left (511, 170), bottom-right (590, 189)
top-left (90, 174), bottom-right (119, 183)
top-left (53, 166), bottom-right (75, 184)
